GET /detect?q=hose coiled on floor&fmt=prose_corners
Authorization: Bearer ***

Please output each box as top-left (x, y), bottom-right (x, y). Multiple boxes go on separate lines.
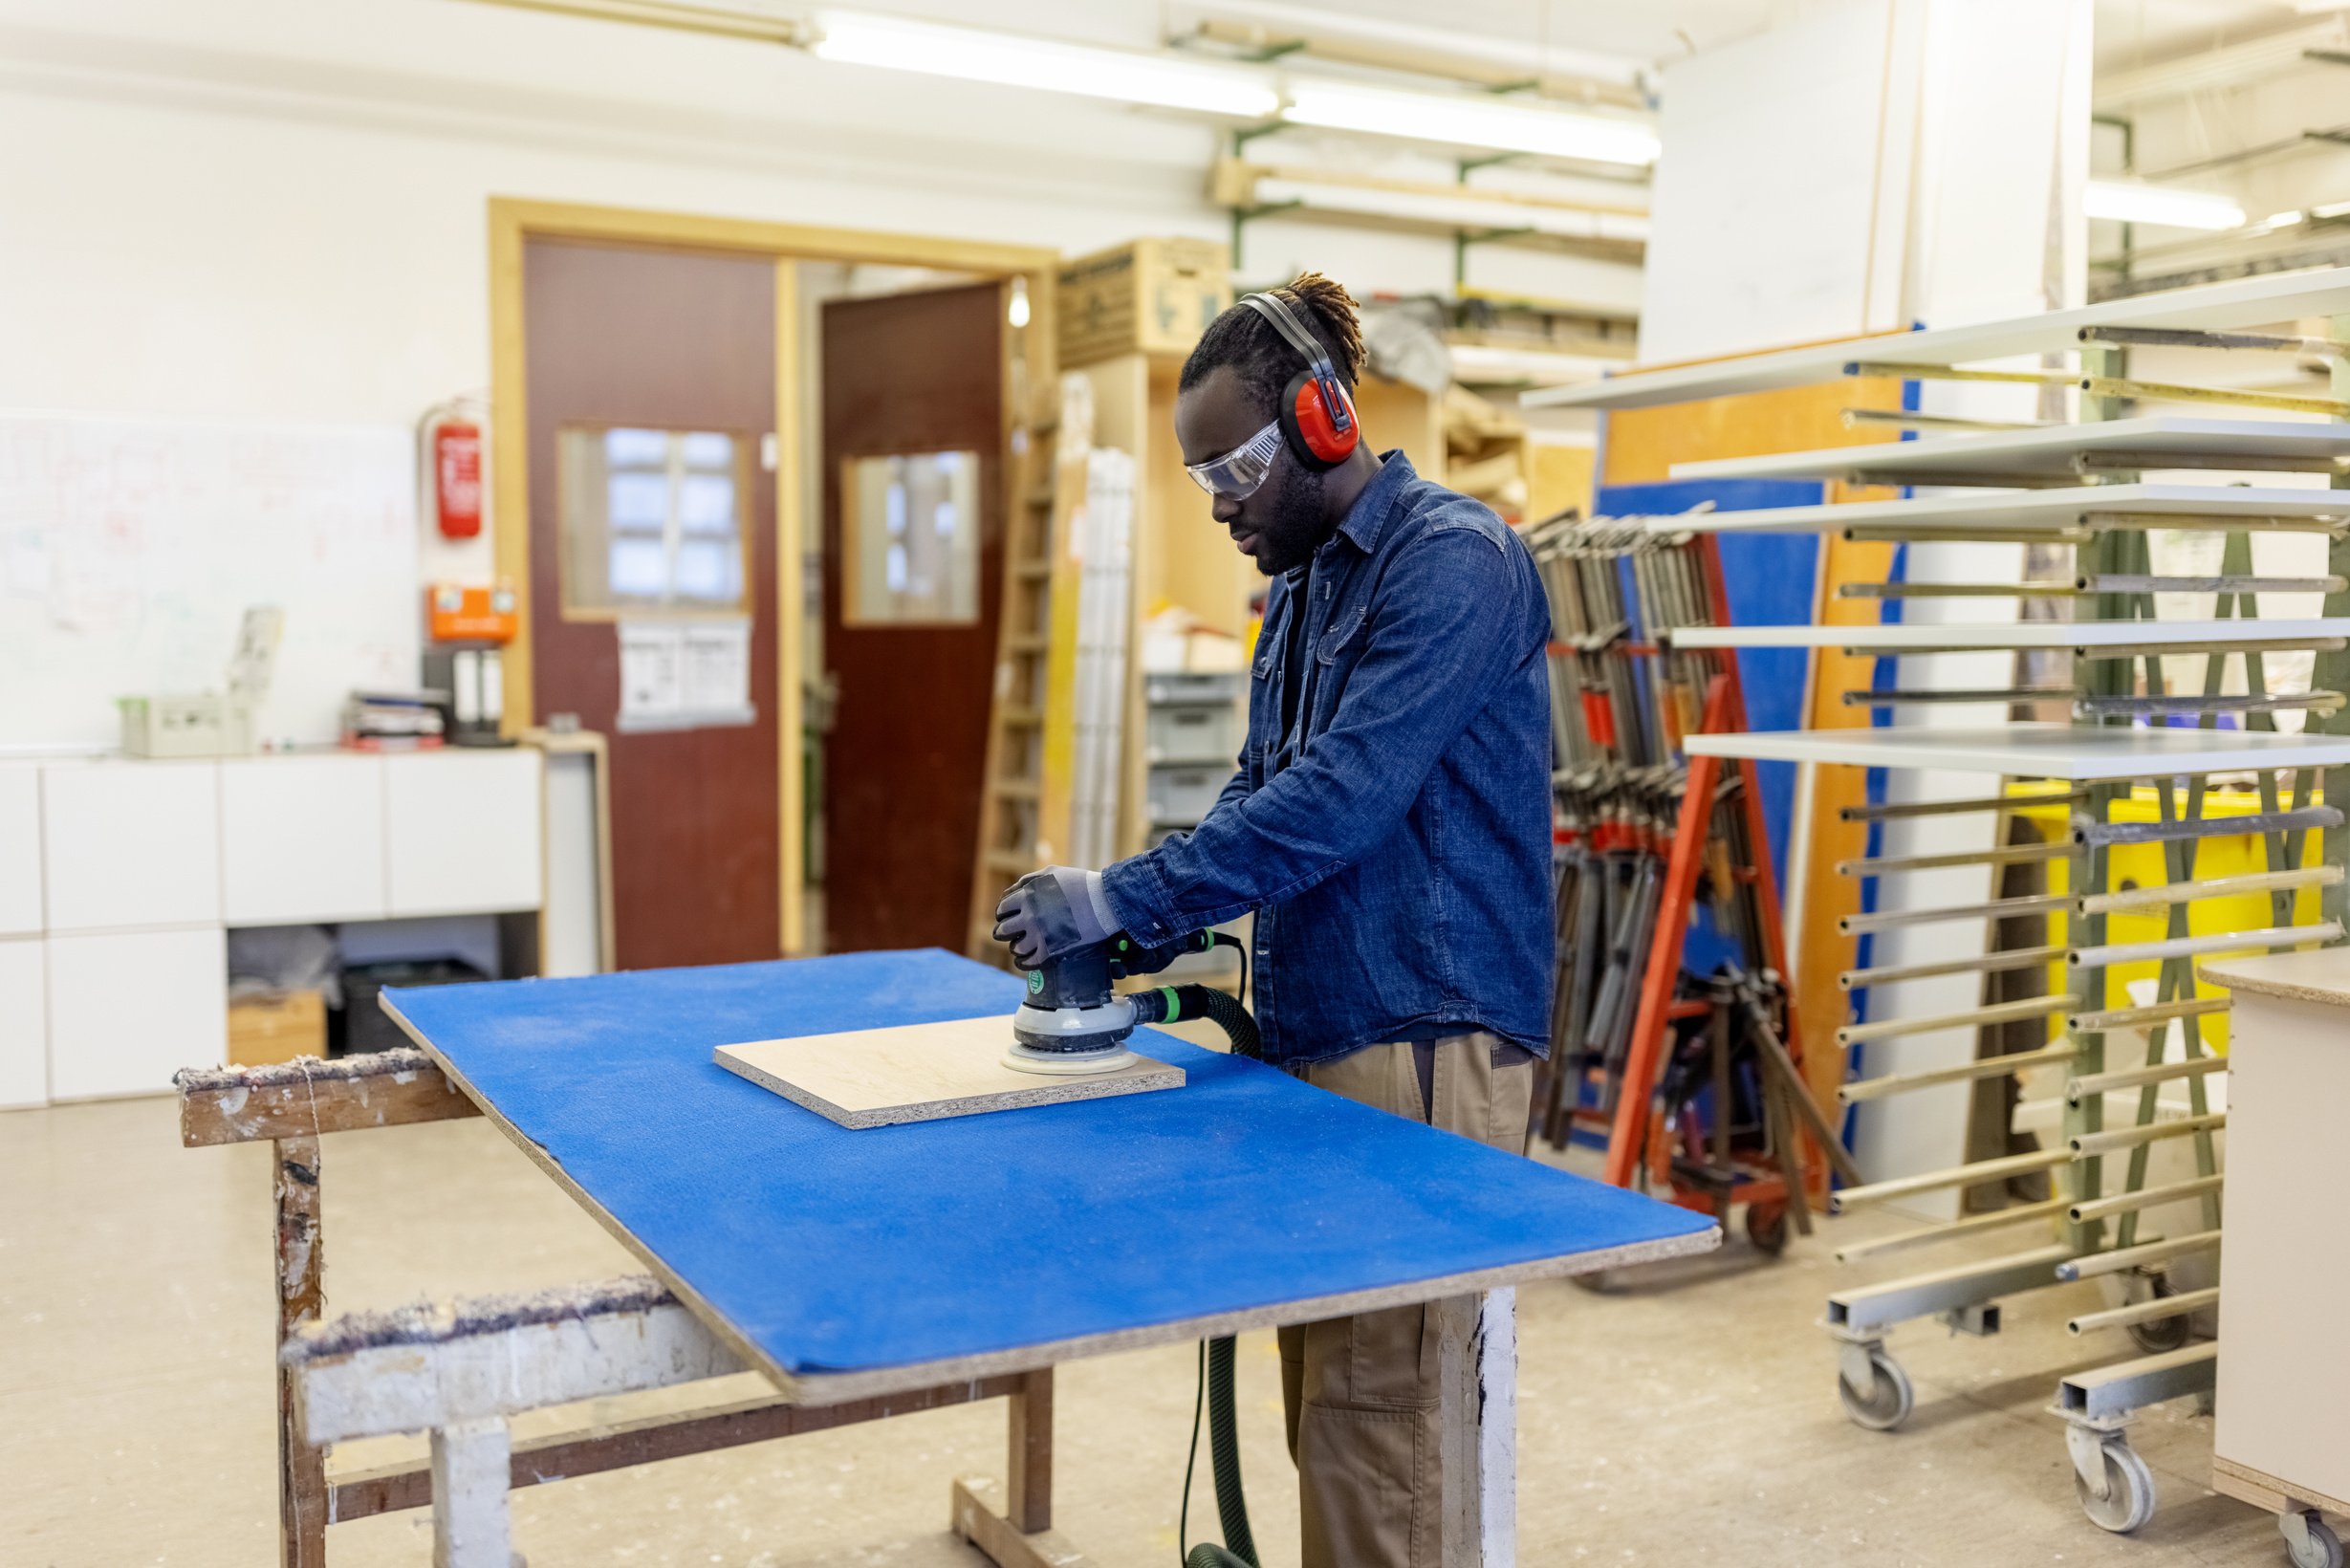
top-left (1130, 977), bottom-right (1262, 1568)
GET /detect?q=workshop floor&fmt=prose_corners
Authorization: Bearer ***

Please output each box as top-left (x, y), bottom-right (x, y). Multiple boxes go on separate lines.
top-left (4, 1090), bottom-right (2283, 1568)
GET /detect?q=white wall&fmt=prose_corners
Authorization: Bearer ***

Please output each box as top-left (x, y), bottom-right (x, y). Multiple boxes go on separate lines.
top-left (0, 0), bottom-right (1642, 702)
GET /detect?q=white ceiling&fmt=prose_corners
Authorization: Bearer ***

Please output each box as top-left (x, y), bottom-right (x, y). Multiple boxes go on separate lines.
top-left (1300, 0), bottom-right (2328, 77)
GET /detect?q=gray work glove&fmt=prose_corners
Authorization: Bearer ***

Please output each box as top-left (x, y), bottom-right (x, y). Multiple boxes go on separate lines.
top-left (992, 865), bottom-right (1116, 969)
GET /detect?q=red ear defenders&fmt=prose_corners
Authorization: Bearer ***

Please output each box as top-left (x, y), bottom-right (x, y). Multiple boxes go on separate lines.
top-left (1240, 291), bottom-right (1360, 471)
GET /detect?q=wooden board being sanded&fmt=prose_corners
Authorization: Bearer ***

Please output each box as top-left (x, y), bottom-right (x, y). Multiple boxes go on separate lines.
top-left (713, 1018), bottom-right (1184, 1129)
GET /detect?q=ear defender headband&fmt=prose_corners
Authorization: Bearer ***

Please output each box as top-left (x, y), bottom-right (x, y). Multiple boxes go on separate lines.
top-left (1240, 291), bottom-right (1360, 472)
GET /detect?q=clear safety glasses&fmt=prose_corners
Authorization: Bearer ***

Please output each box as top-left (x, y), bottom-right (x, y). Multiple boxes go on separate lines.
top-left (1184, 419), bottom-right (1285, 501)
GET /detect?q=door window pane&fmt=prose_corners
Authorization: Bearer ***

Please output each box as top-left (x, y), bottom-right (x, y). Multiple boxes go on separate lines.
top-left (559, 425), bottom-right (751, 614)
top-left (844, 450), bottom-right (980, 625)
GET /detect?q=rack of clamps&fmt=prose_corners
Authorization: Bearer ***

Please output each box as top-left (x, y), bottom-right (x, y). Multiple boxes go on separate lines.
top-left (1525, 514), bottom-right (1853, 1260)
top-left (1526, 268), bottom-right (2350, 1542)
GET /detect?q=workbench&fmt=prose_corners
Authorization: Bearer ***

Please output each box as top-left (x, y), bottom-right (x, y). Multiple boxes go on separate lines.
top-left (2198, 947), bottom-right (2350, 1568)
top-left (177, 947), bottom-right (1715, 1567)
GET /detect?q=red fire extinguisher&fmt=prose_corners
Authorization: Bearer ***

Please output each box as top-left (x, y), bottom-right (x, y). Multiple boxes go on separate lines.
top-left (422, 403), bottom-right (485, 539)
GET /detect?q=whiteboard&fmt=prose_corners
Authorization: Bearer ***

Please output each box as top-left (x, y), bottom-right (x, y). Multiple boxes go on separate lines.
top-left (0, 411), bottom-right (418, 748)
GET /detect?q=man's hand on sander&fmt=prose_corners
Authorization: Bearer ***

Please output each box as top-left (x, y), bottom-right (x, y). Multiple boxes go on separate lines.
top-left (992, 865), bottom-right (1116, 969)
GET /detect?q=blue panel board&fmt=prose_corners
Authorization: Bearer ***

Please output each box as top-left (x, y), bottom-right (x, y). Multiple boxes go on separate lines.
top-left (387, 950), bottom-right (1710, 1379)
top-left (1595, 478), bottom-right (1822, 973)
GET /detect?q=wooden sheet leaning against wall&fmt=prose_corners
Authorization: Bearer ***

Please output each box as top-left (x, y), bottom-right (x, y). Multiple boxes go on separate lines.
top-left (1600, 374), bottom-right (1909, 1163)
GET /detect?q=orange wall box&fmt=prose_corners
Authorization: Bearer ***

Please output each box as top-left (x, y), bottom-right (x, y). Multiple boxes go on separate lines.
top-left (427, 582), bottom-right (518, 643)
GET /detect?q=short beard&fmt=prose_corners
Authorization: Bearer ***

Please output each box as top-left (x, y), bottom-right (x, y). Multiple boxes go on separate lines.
top-left (1248, 459), bottom-right (1329, 577)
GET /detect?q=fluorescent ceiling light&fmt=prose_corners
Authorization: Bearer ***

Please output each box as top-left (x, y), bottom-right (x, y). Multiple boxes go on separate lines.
top-left (1281, 80), bottom-right (1659, 167)
top-left (1254, 177), bottom-right (1648, 243)
top-left (809, 10), bottom-right (1279, 118)
top-left (2083, 180), bottom-right (2245, 231)
top-left (2266, 209), bottom-right (2308, 228)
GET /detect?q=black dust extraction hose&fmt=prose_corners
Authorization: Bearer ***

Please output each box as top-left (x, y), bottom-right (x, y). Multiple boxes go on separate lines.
top-left (1127, 970), bottom-right (1261, 1568)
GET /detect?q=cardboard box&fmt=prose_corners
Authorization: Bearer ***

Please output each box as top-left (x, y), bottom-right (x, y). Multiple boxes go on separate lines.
top-left (1057, 238), bottom-right (1230, 367)
top-left (227, 990), bottom-right (328, 1068)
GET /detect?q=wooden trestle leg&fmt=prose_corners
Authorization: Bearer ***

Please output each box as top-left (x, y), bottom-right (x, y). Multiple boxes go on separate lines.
top-left (275, 1135), bottom-right (328, 1568)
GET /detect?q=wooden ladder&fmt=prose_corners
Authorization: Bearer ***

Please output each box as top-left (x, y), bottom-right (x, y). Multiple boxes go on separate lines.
top-left (966, 375), bottom-right (1085, 962)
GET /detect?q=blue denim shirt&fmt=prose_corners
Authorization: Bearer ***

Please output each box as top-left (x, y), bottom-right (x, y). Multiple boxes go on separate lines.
top-left (1101, 452), bottom-right (1555, 1068)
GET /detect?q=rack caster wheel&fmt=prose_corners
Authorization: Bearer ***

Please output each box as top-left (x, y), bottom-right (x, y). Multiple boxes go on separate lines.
top-left (1745, 1202), bottom-right (1791, 1255)
top-left (1837, 1345), bottom-right (1913, 1432)
top-left (2283, 1510), bottom-right (2344, 1568)
top-left (2074, 1435), bottom-right (2157, 1534)
top-left (2125, 1274), bottom-right (2191, 1355)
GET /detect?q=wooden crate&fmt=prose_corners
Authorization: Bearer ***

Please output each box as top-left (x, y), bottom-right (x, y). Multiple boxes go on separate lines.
top-left (1057, 239), bottom-right (1230, 368)
top-left (228, 989), bottom-right (327, 1067)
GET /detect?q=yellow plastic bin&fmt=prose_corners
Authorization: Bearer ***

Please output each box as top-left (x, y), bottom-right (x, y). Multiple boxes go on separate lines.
top-left (2011, 781), bottom-right (2325, 1053)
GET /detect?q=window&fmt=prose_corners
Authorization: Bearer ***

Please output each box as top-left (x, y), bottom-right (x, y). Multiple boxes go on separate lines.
top-left (843, 450), bottom-right (981, 625)
top-left (559, 426), bottom-right (751, 614)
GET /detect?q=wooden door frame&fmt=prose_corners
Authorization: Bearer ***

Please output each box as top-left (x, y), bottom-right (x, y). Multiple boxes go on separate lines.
top-left (488, 197), bottom-right (1057, 955)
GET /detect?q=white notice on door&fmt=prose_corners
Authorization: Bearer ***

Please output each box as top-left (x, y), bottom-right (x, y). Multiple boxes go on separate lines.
top-left (618, 617), bottom-right (754, 732)
top-left (681, 618), bottom-right (752, 716)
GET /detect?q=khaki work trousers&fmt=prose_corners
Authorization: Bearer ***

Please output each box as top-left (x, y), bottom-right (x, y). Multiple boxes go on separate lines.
top-left (1277, 1032), bottom-right (1534, 1568)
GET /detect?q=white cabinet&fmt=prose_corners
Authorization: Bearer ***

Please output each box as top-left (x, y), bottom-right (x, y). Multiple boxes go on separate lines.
top-left (219, 754), bottom-right (387, 925)
top-left (40, 760), bottom-right (220, 931)
top-left (0, 939), bottom-right (45, 1108)
top-left (384, 750), bottom-right (542, 916)
top-left (0, 766), bottom-right (41, 936)
top-left (2203, 949), bottom-right (2350, 1521)
top-left (47, 926), bottom-right (226, 1100)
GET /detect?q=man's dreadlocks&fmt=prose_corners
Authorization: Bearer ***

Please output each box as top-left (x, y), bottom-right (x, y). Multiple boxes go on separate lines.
top-left (1178, 272), bottom-right (1368, 419)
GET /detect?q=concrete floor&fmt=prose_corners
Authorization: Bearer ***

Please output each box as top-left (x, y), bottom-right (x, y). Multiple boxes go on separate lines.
top-left (2, 1093), bottom-right (2285, 1568)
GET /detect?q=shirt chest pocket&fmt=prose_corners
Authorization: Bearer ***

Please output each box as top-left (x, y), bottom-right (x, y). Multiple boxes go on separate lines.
top-left (1316, 605), bottom-right (1369, 666)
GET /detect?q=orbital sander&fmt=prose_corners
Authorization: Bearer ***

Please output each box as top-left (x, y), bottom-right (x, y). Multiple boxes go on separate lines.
top-left (1004, 929), bottom-right (1257, 1075)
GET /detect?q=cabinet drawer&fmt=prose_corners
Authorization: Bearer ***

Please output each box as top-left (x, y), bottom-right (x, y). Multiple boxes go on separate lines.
top-left (1146, 764), bottom-right (1227, 827)
top-left (47, 926), bottom-right (226, 1100)
top-left (41, 760), bottom-right (220, 931)
top-left (0, 766), bottom-right (40, 936)
top-left (0, 938), bottom-right (45, 1108)
top-left (1145, 702), bottom-right (1241, 766)
top-left (220, 755), bottom-right (388, 925)
top-left (384, 751), bottom-right (543, 916)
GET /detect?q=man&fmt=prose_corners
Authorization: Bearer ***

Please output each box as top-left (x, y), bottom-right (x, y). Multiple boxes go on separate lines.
top-left (994, 272), bottom-right (1554, 1568)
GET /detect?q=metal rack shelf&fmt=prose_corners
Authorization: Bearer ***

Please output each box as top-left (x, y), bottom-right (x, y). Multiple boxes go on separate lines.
top-left (1672, 415), bottom-right (2350, 485)
top-left (1578, 273), bottom-right (2350, 1538)
top-left (1641, 481), bottom-right (2348, 537)
top-left (1685, 723), bottom-right (2350, 778)
top-left (1526, 266), bottom-right (2350, 410)
top-left (1665, 617), bottom-right (2350, 653)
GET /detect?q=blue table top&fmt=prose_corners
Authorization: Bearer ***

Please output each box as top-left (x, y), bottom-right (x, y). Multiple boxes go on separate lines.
top-left (386, 949), bottom-right (1713, 1393)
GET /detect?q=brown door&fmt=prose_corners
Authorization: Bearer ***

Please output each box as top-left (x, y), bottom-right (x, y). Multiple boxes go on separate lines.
top-left (820, 283), bottom-right (1005, 952)
top-left (524, 239), bottom-right (781, 969)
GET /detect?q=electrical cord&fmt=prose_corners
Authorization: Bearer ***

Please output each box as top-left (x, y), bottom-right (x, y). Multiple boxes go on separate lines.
top-left (1213, 928), bottom-right (1249, 1009)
